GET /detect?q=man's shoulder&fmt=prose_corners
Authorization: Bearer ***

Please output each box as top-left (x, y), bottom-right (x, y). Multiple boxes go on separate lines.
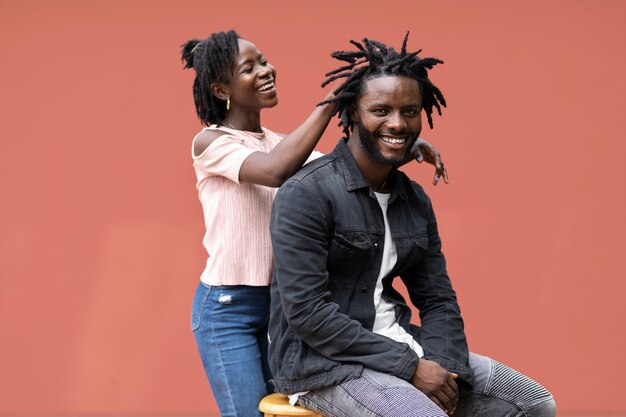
top-left (272, 153), bottom-right (341, 219)
top-left (397, 170), bottom-right (428, 199)
top-left (274, 151), bottom-right (345, 213)
top-left (285, 151), bottom-right (339, 187)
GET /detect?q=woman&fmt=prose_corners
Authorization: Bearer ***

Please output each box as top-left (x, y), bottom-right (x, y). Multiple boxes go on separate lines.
top-left (181, 30), bottom-right (447, 417)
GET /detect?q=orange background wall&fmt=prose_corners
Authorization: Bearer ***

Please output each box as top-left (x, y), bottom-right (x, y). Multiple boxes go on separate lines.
top-left (1, 0), bottom-right (625, 415)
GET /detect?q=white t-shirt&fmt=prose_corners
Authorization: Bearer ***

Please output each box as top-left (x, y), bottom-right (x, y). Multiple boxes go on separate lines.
top-left (372, 192), bottom-right (424, 357)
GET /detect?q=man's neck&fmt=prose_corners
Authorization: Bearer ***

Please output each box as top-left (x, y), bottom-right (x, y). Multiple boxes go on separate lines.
top-left (346, 133), bottom-right (393, 193)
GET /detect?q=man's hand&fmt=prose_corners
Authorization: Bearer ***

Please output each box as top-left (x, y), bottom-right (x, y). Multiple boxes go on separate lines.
top-left (411, 359), bottom-right (459, 415)
top-left (411, 138), bottom-right (449, 185)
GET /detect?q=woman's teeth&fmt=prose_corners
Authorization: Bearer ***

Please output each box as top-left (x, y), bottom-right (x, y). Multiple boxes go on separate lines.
top-left (258, 83), bottom-right (274, 92)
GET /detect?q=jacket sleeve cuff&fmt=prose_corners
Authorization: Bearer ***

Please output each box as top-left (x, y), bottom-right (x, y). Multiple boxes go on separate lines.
top-left (391, 345), bottom-right (420, 381)
top-left (425, 356), bottom-right (474, 389)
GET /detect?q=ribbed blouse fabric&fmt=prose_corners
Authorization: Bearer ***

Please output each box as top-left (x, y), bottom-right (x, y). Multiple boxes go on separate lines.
top-left (192, 125), bottom-right (283, 286)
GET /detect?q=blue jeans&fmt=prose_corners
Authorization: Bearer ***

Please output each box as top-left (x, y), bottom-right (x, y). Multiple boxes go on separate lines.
top-left (191, 283), bottom-right (272, 417)
top-left (298, 353), bottom-right (556, 417)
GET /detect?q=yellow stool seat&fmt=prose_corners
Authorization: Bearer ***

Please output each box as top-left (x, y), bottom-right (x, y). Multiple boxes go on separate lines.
top-left (258, 393), bottom-right (323, 417)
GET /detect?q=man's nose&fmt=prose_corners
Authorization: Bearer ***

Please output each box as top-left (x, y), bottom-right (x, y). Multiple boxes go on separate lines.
top-left (386, 111), bottom-right (407, 132)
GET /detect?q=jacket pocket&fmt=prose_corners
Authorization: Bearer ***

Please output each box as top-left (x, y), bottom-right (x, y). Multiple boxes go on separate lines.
top-left (395, 232), bottom-right (429, 272)
top-left (412, 233), bottom-right (428, 251)
top-left (327, 231), bottom-right (376, 287)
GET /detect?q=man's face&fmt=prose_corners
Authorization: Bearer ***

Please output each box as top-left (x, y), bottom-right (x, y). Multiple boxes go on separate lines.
top-left (355, 75), bottom-right (422, 166)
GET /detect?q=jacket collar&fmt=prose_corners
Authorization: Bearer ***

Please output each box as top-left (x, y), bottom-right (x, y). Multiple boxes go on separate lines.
top-left (333, 138), bottom-right (408, 201)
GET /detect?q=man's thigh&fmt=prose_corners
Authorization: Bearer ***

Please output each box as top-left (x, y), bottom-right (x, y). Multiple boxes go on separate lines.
top-left (455, 352), bottom-right (556, 417)
top-left (297, 368), bottom-right (447, 417)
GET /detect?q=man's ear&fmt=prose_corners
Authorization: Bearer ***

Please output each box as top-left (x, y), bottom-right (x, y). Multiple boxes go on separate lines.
top-left (349, 103), bottom-right (359, 126)
top-left (210, 83), bottom-right (230, 101)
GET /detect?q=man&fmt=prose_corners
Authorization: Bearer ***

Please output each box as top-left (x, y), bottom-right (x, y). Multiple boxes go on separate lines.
top-left (268, 34), bottom-right (556, 417)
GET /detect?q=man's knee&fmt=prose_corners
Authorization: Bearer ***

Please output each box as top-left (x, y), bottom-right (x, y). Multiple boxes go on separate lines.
top-left (468, 353), bottom-right (556, 417)
top-left (529, 395), bottom-right (556, 417)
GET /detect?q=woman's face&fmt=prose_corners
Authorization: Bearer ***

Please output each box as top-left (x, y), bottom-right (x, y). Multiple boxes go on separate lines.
top-left (227, 38), bottom-right (278, 111)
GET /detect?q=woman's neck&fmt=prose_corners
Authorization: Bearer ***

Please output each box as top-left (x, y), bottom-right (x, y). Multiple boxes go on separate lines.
top-left (222, 109), bottom-right (262, 132)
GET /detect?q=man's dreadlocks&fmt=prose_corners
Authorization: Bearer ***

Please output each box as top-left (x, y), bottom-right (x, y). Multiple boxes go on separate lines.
top-left (181, 30), bottom-right (240, 126)
top-left (320, 32), bottom-right (446, 139)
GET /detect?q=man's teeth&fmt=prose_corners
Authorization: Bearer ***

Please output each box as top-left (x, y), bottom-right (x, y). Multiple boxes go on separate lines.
top-left (258, 83), bottom-right (274, 91)
top-left (380, 136), bottom-right (405, 144)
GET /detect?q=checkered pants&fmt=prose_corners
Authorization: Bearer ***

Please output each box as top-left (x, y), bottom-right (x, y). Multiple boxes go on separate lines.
top-left (297, 353), bottom-right (555, 417)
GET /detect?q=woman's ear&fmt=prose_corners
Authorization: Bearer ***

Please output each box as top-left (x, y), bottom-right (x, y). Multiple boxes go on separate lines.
top-left (210, 83), bottom-right (230, 101)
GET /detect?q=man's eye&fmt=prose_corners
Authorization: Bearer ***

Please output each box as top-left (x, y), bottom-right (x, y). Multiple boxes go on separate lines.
top-left (242, 67), bottom-right (253, 73)
top-left (373, 109), bottom-right (387, 114)
top-left (260, 60), bottom-right (268, 66)
top-left (404, 109), bottom-right (418, 116)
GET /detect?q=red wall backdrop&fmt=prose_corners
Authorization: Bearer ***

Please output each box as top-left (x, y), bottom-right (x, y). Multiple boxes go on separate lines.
top-left (1, 0), bottom-right (625, 415)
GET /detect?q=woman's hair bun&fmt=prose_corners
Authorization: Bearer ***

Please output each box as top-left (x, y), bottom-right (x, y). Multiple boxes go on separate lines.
top-left (181, 39), bottom-right (201, 69)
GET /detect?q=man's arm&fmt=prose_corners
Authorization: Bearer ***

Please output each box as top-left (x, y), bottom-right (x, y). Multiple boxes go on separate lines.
top-left (270, 178), bottom-right (419, 381)
top-left (401, 190), bottom-right (473, 387)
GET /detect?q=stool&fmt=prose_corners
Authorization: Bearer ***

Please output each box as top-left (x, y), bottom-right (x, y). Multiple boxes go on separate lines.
top-left (258, 393), bottom-right (323, 417)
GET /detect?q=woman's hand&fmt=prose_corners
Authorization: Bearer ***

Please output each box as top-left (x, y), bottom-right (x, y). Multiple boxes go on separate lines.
top-left (321, 56), bottom-right (370, 103)
top-left (411, 137), bottom-right (449, 185)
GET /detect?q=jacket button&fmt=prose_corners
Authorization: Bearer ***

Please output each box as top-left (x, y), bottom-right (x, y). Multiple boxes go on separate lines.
top-left (348, 249), bottom-right (355, 256)
top-left (361, 286), bottom-right (369, 293)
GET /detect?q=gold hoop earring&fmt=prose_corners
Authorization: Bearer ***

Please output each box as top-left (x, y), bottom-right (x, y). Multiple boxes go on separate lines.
top-left (226, 97), bottom-right (231, 111)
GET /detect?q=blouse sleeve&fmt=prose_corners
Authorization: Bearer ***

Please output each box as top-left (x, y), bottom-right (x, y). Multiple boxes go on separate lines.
top-left (192, 134), bottom-right (257, 184)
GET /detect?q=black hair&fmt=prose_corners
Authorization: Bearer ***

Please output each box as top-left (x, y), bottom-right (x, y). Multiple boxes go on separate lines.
top-left (181, 30), bottom-right (240, 126)
top-left (320, 32), bottom-right (446, 139)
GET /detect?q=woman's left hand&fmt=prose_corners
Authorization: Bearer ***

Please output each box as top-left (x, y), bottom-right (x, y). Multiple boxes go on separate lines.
top-left (411, 137), bottom-right (449, 185)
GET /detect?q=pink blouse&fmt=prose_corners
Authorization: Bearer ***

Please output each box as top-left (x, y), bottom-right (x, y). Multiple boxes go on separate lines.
top-left (192, 125), bottom-right (283, 286)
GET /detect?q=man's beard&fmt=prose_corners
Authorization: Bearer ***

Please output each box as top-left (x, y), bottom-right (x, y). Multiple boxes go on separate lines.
top-left (357, 123), bottom-right (416, 167)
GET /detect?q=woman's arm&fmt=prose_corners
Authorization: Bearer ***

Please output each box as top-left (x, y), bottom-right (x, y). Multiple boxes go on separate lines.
top-left (239, 92), bottom-right (336, 187)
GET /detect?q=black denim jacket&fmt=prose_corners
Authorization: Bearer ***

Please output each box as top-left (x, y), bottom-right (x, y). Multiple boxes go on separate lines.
top-left (268, 139), bottom-right (473, 394)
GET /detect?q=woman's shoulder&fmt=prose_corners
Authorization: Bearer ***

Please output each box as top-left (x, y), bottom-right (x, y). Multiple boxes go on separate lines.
top-left (193, 125), bottom-right (282, 157)
top-left (192, 126), bottom-right (230, 157)
top-left (261, 126), bottom-right (285, 140)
